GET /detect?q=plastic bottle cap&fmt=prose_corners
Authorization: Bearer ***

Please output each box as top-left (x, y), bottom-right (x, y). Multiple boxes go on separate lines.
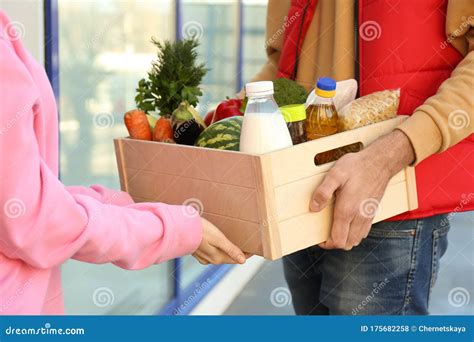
top-left (315, 77), bottom-right (336, 98)
top-left (279, 104), bottom-right (307, 123)
top-left (245, 81), bottom-right (274, 97)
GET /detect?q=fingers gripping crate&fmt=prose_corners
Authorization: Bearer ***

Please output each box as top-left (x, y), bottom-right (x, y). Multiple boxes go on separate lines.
top-left (115, 116), bottom-right (418, 260)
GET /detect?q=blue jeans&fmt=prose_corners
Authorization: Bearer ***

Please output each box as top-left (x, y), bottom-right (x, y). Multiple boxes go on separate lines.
top-left (282, 214), bottom-right (450, 315)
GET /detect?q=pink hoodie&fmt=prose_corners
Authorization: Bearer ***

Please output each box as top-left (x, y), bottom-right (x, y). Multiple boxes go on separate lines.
top-left (0, 11), bottom-right (202, 315)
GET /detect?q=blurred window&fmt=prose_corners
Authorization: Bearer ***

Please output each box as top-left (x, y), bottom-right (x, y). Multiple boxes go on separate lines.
top-left (58, 0), bottom-right (175, 315)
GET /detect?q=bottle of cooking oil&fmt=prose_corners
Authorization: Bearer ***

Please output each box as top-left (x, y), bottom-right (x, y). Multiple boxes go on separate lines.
top-left (305, 77), bottom-right (338, 140)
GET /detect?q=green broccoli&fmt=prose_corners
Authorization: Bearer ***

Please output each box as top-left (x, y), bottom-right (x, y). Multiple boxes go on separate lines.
top-left (272, 78), bottom-right (309, 107)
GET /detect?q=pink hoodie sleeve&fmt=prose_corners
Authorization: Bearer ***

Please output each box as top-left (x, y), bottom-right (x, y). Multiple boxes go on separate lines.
top-left (66, 185), bottom-right (135, 207)
top-left (0, 38), bottom-right (202, 270)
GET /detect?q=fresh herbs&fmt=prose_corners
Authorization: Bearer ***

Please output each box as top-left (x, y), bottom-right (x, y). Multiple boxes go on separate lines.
top-left (135, 38), bottom-right (208, 116)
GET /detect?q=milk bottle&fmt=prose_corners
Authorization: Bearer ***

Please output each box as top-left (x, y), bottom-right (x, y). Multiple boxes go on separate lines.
top-left (239, 81), bottom-right (293, 154)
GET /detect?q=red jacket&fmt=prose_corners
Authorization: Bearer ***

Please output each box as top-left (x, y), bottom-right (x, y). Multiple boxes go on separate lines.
top-left (278, 0), bottom-right (474, 219)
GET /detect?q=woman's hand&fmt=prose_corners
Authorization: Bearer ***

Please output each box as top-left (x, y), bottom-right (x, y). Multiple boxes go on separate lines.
top-left (192, 218), bottom-right (248, 265)
top-left (310, 130), bottom-right (415, 250)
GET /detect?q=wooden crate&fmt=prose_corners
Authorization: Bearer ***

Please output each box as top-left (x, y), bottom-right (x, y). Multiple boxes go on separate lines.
top-left (114, 116), bottom-right (418, 260)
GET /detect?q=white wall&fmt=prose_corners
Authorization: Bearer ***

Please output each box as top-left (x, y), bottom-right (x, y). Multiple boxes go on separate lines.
top-left (0, 0), bottom-right (44, 64)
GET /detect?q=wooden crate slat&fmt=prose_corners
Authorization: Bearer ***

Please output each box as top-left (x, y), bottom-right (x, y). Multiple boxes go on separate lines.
top-left (116, 138), bottom-right (258, 188)
top-left (269, 117), bottom-right (406, 186)
top-left (274, 170), bottom-right (407, 221)
top-left (278, 209), bottom-right (332, 258)
top-left (125, 170), bottom-right (261, 223)
top-left (202, 213), bottom-right (264, 255)
top-left (276, 181), bottom-right (410, 258)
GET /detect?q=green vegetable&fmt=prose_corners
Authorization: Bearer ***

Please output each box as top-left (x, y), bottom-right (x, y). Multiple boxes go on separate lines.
top-left (195, 116), bottom-right (243, 151)
top-left (135, 38), bottom-right (208, 116)
top-left (240, 97), bottom-right (248, 114)
top-left (171, 101), bottom-right (206, 128)
top-left (146, 114), bottom-right (159, 131)
top-left (272, 78), bottom-right (309, 107)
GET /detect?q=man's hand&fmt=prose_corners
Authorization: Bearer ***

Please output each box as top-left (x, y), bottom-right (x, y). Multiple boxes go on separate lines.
top-left (192, 218), bottom-right (248, 265)
top-left (310, 130), bottom-right (415, 250)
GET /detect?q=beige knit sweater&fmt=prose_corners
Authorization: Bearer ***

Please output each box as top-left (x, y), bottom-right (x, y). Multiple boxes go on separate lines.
top-left (253, 0), bottom-right (474, 164)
